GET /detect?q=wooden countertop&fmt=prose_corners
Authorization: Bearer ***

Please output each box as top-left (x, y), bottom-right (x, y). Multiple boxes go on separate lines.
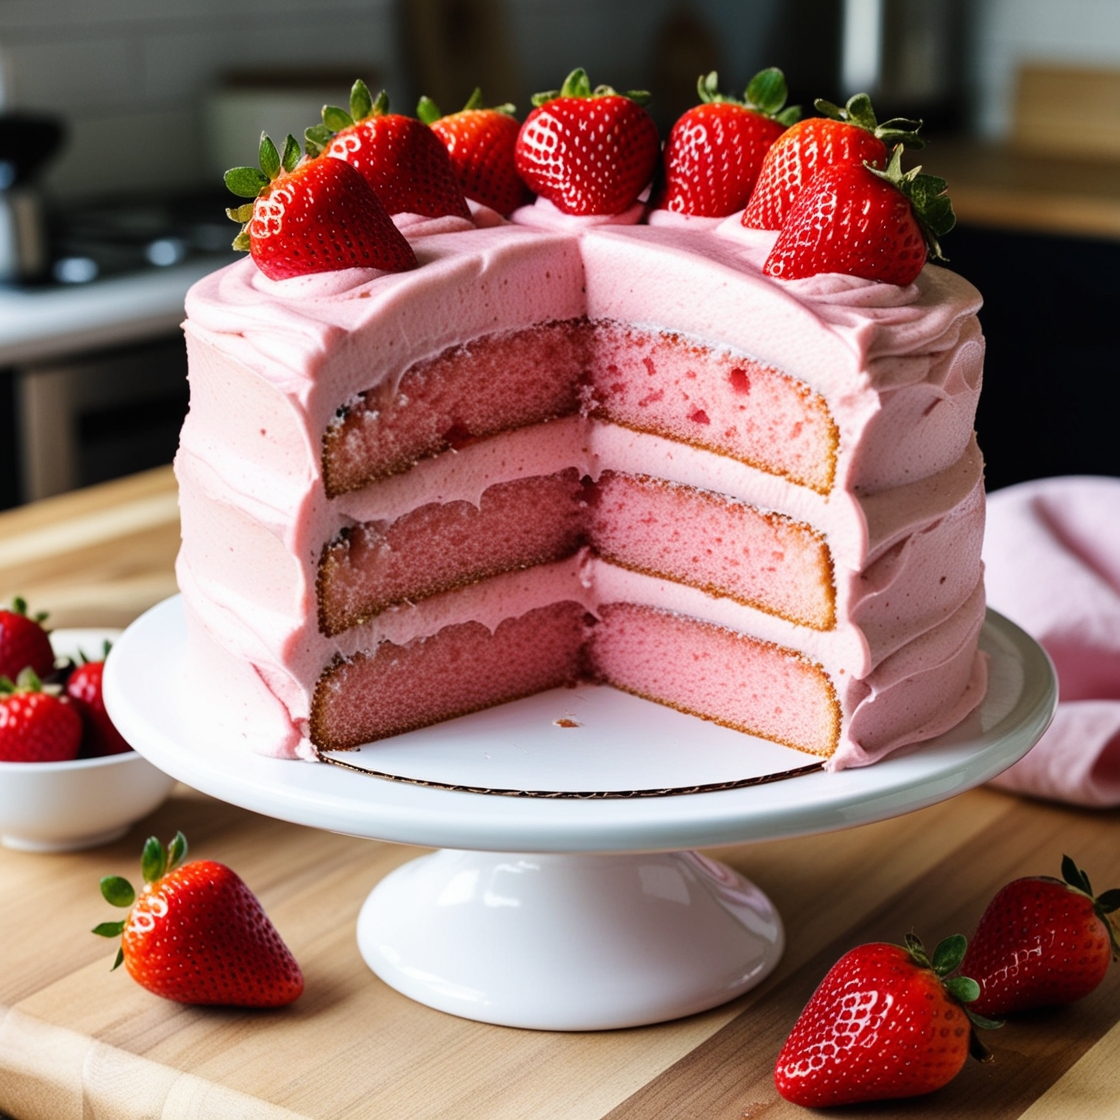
top-left (1, 466), bottom-right (1119, 1119)
top-left (923, 139), bottom-right (1120, 241)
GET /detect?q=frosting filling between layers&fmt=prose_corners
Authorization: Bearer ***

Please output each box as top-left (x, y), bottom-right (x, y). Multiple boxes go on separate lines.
top-left (176, 214), bottom-right (987, 770)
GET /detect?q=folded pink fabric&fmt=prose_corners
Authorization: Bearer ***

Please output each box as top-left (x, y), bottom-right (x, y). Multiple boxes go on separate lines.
top-left (983, 476), bottom-right (1120, 807)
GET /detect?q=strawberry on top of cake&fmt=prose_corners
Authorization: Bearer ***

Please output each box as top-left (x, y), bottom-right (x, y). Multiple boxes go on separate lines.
top-left (175, 70), bottom-right (986, 771)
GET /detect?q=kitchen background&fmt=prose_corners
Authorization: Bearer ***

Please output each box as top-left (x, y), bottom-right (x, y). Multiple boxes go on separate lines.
top-left (0, 0), bottom-right (1117, 510)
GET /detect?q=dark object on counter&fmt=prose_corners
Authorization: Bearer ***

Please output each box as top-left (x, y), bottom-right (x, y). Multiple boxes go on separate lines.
top-left (0, 113), bottom-right (66, 284)
top-left (949, 224), bottom-right (1120, 491)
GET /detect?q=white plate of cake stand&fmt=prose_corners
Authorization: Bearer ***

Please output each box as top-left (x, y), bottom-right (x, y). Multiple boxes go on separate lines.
top-left (103, 595), bottom-right (1055, 1032)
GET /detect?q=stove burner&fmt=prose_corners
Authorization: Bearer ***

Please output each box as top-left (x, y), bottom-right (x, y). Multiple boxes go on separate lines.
top-left (43, 191), bottom-right (236, 287)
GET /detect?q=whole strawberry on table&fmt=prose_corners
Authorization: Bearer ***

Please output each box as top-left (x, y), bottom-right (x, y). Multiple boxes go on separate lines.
top-left (774, 932), bottom-right (999, 1107)
top-left (93, 831), bottom-right (304, 1007)
top-left (961, 855), bottom-right (1120, 1017)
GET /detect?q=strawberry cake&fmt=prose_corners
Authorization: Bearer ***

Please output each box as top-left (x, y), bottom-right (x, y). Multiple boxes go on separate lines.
top-left (174, 74), bottom-right (987, 772)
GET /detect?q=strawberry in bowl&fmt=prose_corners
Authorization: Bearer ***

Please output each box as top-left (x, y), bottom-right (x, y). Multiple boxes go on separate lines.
top-left (67, 642), bottom-right (132, 757)
top-left (0, 624), bottom-right (175, 852)
top-left (0, 596), bottom-right (54, 682)
top-left (0, 668), bottom-right (82, 763)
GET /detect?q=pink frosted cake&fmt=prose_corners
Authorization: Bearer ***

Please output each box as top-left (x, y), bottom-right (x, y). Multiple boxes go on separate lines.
top-left (176, 207), bottom-right (987, 770)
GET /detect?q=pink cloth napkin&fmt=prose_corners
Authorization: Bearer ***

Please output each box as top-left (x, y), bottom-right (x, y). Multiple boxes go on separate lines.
top-left (983, 476), bottom-right (1120, 807)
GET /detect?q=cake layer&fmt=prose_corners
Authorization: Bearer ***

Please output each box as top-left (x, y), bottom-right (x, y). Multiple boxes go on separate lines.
top-left (317, 465), bottom-right (837, 640)
top-left (588, 324), bottom-right (837, 492)
top-left (310, 600), bottom-right (590, 748)
top-left (589, 470), bottom-right (833, 630)
top-left (318, 468), bottom-right (586, 635)
top-left (324, 319), bottom-right (839, 503)
top-left (324, 321), bottom-right (586, 496)
top-left (591, 601), bottom-right (839, 756)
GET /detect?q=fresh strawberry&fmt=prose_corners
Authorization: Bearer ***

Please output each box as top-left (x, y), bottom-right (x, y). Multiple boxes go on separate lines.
top-left (960, 855), bottom-right (1120, 1017)
top-left (775, 933), bottom-right (998, 1107)
top-left (515, 68), bottom-right (660, 216)
top-left (743, 92), bottom-right (922, 230)
top-left (93, 832), bottom-right (303, 1007)
top-left (225, 133), bottom-right (417, 281)
top-left (0, 668), bottom-right (82, 763)
top-left (763, 145), bottom-right (955, 285)
top-left (304, 80), bottom-right (470, 220)
top-left (67, 644), bottom-right (131, 756)
top-left (0, 596), bottom-right (54, 682)
top-left (418, 88), bottom-right (532, 216)
top-left (656, 68), bottom-right (798, 218)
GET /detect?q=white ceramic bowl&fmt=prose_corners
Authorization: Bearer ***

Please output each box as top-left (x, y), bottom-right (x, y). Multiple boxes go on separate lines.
top-left (0, 628), bottom-right (176, 852)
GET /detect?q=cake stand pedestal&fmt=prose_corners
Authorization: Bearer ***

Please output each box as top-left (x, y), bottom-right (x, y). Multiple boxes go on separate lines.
top-left (104, 597), bottom-right (1055, 1031)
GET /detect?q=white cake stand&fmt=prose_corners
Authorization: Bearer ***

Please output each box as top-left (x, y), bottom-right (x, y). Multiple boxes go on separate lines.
top-left (103, 596), bottom-right (1055, 1031)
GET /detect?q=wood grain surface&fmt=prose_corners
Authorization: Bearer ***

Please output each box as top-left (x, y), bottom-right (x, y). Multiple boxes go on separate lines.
top-left (0, 468), bottom-right (1118, 1120)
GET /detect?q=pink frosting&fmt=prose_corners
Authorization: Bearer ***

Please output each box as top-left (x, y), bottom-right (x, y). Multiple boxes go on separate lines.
top-left (176, 213), bottom-right (987, 768)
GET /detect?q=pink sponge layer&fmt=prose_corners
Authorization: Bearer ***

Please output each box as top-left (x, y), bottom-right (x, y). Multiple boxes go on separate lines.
top-left (311, 600), bottom-right (590, 749)
top-left (318, 469), bottom-right (586, 635)
top-left (589, 326), bottom-right (837, 493)
top-left (590, 471), bottom-right (834, 629)
top-left (323, 321), bottom-right (837, 499)
top-left (311, 597), bottom-right (841, 755)
top-left (592, 602), bottom-right (839, 757)
top-left (317, 466), bottom-right (836, 641)
top-left (324, 322), bottom-right (585, 497)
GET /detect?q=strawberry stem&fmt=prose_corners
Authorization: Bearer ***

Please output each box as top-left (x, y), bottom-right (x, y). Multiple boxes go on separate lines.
top-left (696, 67), bottom-right (800, 125)
top-left (814, 92), bottom-right (924, 149)
top-left (532, 68), bottom-right (650, 108)
top-left (1062, 855), bottom-right (1120, 961)
top-left (141, 835), bottom-right (166, 884)
top-left (416, 95), bottom-right (441, 125)
top-left (866, 144), bottom-right (956, 262)
top-left (902, 931), bottom-right (1003, 1058)
top-left (350, 78), bottom-right (374, 122)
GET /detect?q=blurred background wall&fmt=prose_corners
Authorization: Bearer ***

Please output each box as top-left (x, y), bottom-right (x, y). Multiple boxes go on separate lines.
top-left (0, 0), bottom-right (1115, 200)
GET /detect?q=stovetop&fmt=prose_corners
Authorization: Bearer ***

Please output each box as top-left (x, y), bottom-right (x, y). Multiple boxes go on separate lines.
top-left (42, 190), bottom-right (237, 287)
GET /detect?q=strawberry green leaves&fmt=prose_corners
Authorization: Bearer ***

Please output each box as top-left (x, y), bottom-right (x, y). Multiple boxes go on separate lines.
top-left (867, 144), bottom-right (956, 261)
top-left (224, 133), bottom-right (301, 200)
top-left (94, 831), bottom-right (189, 969)
top-left (697, 68), bottom-right (800, 126)
top-left (531, 67), bottom-right (651, 109)
top-left (814, 92), bottom-right (924, 149)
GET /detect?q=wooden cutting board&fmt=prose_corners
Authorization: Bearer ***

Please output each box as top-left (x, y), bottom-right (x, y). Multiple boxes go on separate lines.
top-left (1, 783), bottom-right (1118, 1119)
top-left (1, 466), bottom-right (1119, 1118)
